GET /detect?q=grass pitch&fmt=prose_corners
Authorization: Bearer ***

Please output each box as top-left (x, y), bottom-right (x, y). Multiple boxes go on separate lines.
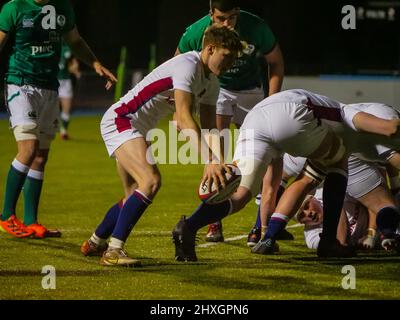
top-left (0, 115), bottom-right (399, 300)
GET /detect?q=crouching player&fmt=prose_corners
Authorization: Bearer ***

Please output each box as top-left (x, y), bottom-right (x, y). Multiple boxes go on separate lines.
top-left (284, 154), bottom-right (400, 252)
top-left (80, 25), bottom-right (244, 267)
top-left (172, 89), bottom-right (400, 261)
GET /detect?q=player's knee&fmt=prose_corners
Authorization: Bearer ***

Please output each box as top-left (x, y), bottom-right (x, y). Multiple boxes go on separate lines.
top-left (230, 186), bottom-right (252, 213)
top-left (144, 174), bottom-right (161, 197)
top-left (31, 153), bottom-right (49, 170)
top-left (17, 141), bottom-right (38, 164)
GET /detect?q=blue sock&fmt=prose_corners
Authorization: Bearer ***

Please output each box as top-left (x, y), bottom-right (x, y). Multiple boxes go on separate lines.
top-left (264, 213), bottom-right (289, 240)
top-left (95, 200), bottom-right (123, 239)
top-left (376, 206), bottom-right (400, 237)
top-left (254, 206), bottom-right (261, 229)
top-left (112, 191), bottom-right (151, 242)
top-left (186, 200), bottom-right (232, 232)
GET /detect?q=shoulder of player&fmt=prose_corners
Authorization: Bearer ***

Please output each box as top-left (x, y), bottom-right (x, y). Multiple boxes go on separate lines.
top-left (239, 10), bottom-right (269, 28)
top-left (1, 0), bottom-right (18, 12)
top-left (184, 14), bottom-right (211, 35)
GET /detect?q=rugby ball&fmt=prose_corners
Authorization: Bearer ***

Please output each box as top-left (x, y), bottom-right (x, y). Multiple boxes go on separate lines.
top-left (198, 164), bottom-right (241, 204)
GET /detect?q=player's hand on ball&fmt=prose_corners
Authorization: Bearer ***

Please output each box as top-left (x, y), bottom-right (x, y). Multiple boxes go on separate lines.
top-left (202, 163), bottom-right (231, 193)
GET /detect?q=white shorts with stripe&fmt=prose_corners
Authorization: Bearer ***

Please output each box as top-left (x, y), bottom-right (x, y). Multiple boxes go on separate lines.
top-left (101, 95), bottom-right (174, 157)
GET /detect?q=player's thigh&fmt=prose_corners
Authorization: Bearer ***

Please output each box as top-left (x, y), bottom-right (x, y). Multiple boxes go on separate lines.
top-left (114, 137), bottom-right (160, 187)
top-left (6, 84), bottom-right (40, 142)
top-left (357, 184), bottom-right (395, 214)
top-left (116, 160), bottom-right (138, 197)
top-left (37, 89), bottom-right (59, 150)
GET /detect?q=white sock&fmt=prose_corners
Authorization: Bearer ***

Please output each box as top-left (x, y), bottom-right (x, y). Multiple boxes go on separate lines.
top-left (60, 112), bottom-right (70, 122)
top-left (12, 159), bottom-right (30, 174)
top-left (27, 169), bottom-right (44, 180)
top-left (90, 233), bottom-right (107, 245)
top-left (109, 237), bottom-right (124, 250)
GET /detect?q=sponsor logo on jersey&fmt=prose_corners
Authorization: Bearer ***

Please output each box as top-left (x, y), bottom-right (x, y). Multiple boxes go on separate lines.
top-left (22, 18), bottom-right (34, 28)
top-left (241, 41), bottom-right (255, 55)
top-left (28, 111), bottom-right (37, 119)
top-left (57, 15), bottom-right (66, 27)
top-left (31, 45), bottom-right (54, 56)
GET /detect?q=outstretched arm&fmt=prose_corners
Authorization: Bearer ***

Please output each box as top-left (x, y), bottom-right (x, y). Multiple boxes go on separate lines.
top-left (352, 112), bottom-right (400, 137)
top-left (63, 26), bottom-right (117, 90)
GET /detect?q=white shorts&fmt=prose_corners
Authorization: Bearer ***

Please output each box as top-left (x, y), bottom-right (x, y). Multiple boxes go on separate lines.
top-left (283, 154), bottom-right (383, 199)
top-left (6, 84), bottom-right (59, 147)
top-left (216, 87), bottom-right (264, 126)
top-left (233, 103), bottom-right (329, 195)
top-left (58, 79), bottom-right (73, 99)
top-left (346, 155), bottom-right (383, 199)
top-left (101, 96), bottom-right (174, 157)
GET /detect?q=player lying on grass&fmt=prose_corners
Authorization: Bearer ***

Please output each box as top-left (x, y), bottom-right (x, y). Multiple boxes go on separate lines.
top-left (0, 0), bottom-right (116, 239)
top-left (172, 89), bottom-right (400, 261)
top-left (81, 25), bottom-right (243, 267)
top-left (269, 154), bottom-right (400, 252)
top-left (247, 151), bottom-right (400, 247)
top-left (297, 187), bottom-right (400, 251)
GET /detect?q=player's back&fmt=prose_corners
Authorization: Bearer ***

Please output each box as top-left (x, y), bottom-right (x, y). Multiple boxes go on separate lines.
top-left (253, 89), bottom-right (342, 110)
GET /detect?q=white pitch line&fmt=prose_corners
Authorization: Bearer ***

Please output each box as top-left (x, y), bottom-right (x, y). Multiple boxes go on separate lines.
top-left (197, 223), bottom-right (303, 248)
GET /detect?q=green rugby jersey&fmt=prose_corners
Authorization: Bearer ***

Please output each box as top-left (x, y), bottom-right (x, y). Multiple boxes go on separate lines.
top-left (58, 41), bottom-right (71, 80)
top-left (0, 0), bottom-right (75, 90)
top-left (178, 11), bottom-right (276, 91)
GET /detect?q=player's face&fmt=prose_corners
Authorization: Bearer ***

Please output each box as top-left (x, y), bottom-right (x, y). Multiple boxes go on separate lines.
top-left (207, 46), bottom-right (236, 76)
top-left (211, 8), bottom-right (239, 29)
top-left (299, 197), bottom-right (323, 226)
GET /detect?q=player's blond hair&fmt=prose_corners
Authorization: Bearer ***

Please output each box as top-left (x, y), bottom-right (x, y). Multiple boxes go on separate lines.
top-left (202, 25), bottom-right (243, 57)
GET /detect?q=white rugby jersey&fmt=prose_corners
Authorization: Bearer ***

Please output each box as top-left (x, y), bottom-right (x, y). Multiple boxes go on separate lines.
top-left (255, 90), bottom-right (399, 161)
top-left (109, 51), bottom-right (219, 133)
top-left (253, 89), bottom-right (357, 129)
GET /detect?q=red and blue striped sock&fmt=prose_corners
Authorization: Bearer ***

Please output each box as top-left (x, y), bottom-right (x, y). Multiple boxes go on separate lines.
top-left (111, 190), bottom-right (152, 242)
top-left (264, 213), bottom-right (289, 240)
top-left (95, 200), bottom-right (123, 239)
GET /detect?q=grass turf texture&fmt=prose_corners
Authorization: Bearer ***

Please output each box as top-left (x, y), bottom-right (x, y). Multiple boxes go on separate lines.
top-left (0, 115), bottom-right (399, 300)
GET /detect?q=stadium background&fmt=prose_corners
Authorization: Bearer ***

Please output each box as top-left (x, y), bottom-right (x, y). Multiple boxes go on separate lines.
top-left (0, 0), bottom-right (399, 111)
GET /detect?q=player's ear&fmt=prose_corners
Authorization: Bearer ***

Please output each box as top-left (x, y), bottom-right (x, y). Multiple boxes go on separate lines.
top-left (206, 44), bottom-right (216, 55)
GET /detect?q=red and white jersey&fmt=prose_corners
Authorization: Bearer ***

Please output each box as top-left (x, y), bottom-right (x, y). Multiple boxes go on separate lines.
top-left (100, 51), bottom-right (220, 157)
top-left (253, 89), bottom-right (356, 128)
top-left (103, 51), bottom-right (219, 134)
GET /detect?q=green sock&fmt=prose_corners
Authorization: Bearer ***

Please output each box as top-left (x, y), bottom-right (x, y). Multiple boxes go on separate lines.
top-left (23, 172), bottom-right (43, 225)
top-left (2, 163), bottom-right (29, 220)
